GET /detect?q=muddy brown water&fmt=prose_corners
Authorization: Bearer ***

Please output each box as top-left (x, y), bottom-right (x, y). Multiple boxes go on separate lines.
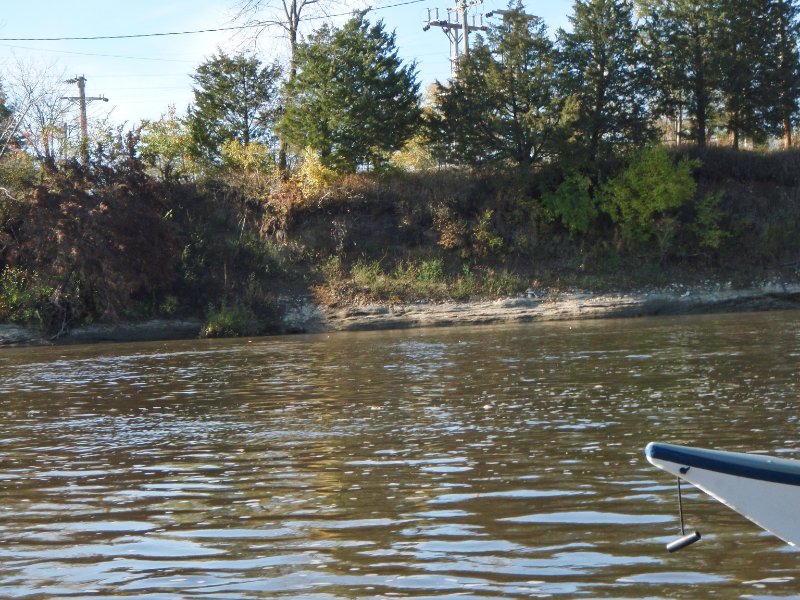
top-left (1, 310), bottom-right (799, 598)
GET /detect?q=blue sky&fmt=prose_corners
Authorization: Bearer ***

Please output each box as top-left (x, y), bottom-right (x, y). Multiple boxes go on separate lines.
top-left (0, 0), bottom-right (574, 125)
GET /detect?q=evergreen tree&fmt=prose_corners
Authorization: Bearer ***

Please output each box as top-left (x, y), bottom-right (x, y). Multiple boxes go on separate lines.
top-left (430, 4), bottom-right (563, 168)
top-left (638, 0), bottom-right (721, 146)
top-left (558, 0), bottom-right (653, 170)
top-left (763, 0), bottom-right (800, 147)
top-left (0, 82), bottom-right (14, 157)
top-left (280, 12), bottom-right (421, 172)
top-left (717, 0), bottom-right (775, 148)
top-left (187, 52), bottom-right (282, 161)
top-left (0, 82), bottom-right (11, 123)
top-left (234, 0), bottom-right (327, 172)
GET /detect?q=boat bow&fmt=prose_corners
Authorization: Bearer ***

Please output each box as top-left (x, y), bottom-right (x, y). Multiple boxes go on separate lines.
top-left (646, 442), bottom-right (800, 547)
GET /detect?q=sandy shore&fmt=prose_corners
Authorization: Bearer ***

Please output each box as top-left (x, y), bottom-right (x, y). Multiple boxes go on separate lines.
top-left (2, 281), bottom-right (800, 346)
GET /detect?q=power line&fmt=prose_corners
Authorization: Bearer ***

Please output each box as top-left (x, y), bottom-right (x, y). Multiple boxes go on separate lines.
top-left (0, 24), bottom-right (259, 42)
top-left (0, 42), bottom-right (198, 63)
top-left (0, 0), bottom-right (427, 42)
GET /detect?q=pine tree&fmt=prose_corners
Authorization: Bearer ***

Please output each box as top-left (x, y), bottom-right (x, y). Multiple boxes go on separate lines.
top-left (187, 52), bottom-right (283, 161)
top-left (430, 4), bottom-right (562, 167)
top-left (638, 0), bottom-right (721, 147)
top-left (0, 82), bottom-right (11, 123)
top-left (280, 13), bottom-right (421, 173)
top-left (558, 0), bottom-right (653, 170)
top-left (763, 0), bottom-right (800, 147)
top-left (717, 0), bottom-right (774, 148)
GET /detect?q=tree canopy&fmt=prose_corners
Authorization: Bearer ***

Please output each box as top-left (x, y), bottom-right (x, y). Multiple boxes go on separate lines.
top-left (430, 5), bottom-right (564, 168)
top-left (558, 0), bottom-right (654, 168)
top-left (279, 12), bottom-right (421, 172)
top-left (187, 52), bottom-right (283, 161)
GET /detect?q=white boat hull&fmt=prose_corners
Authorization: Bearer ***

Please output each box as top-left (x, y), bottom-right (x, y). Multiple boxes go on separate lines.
top-left (646, 442), bottom-right (800, 547)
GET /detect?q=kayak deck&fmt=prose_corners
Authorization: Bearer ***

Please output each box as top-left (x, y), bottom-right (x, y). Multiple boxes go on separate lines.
top-left (646, 442), bottom-right (800, 487)
top-left (646, 442), bottom-right (800, 547)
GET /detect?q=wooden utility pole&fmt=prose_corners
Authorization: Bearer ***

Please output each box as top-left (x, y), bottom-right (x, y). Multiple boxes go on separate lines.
top-left (63, 76), bottom-right (108, 164)
top-left (424, 0), bottom-right (487, 77)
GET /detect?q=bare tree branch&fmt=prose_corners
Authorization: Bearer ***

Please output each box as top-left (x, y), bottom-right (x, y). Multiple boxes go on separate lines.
top-left (0, 187), bottom-right (19, 202)
top-left (5, 56), bottom-right (72, 162)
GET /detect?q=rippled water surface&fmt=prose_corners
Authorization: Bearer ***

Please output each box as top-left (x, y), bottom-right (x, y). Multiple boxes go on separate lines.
top-left (2, 311), bottom-right (800, 598)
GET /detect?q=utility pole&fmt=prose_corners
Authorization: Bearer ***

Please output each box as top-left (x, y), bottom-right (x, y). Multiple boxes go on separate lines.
top-left (62, 76), bottom-right (108, 164)
top-left (424, 0), bottom-right (487, 77)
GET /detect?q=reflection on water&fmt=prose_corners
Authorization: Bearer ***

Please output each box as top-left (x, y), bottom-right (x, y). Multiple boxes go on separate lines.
top-left (1, 310), bottom-right (800, 598)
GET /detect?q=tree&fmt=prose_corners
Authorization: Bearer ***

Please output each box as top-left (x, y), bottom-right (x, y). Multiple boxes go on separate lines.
top-left (763, 0), bottom-right (800, 147)
top-left (0, 80), bottom-right (15, 158)
top-left (430, 4), bottom-right (563, 168)
top-left (233, 0), bottom-right (338, 172)
top-left (601, 144), bottom-right (698, 253)
top-left (187, 52), bottom-right (282, 162)
top-left (638, 0), bottom-right (721, 147)
top-left (3, 59), bottom-right (74, 163)
top-left (280, 12), bottom-right (421, 172)
top-left (717, 0), bottom-right (775, 148)
top-left (558, 0), bottom-right (653, 169)
top-left (139, 106), bottom-right (194, 180)
top-left (235, 0), bottom-right (328, 80)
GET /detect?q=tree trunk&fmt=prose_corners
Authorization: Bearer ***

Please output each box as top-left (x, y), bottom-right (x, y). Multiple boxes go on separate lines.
top-left (784, 115), bottom-right (793, 149)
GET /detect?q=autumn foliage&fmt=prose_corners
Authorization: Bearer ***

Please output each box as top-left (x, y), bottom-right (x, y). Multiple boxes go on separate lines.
top-left (1, 155), bottom-right (181, 335)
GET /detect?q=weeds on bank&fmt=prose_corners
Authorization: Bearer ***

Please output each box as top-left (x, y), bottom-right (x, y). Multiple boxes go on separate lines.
top-left (318, 257), bottom-right (528, 304)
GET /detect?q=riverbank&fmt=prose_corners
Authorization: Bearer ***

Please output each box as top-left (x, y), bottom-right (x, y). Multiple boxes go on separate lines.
top-left (282, 280), bottom-right (800, 333)
top-left (3, 280), bottom-right (799, 347)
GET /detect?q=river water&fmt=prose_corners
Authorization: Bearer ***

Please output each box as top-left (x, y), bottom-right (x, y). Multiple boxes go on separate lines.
top-left (1, 310), bottom-right (799, 599)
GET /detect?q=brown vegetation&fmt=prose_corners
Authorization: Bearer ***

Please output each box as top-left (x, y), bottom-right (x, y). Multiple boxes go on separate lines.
top-left (1, 146), bottom-right (800, 338)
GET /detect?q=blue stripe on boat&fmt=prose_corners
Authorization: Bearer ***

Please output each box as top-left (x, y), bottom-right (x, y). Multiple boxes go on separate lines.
top-left (646, 442), bottom-right (800, 487)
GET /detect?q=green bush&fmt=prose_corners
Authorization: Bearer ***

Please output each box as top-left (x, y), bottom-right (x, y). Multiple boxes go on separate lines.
top-left (201, 302), bottom-right (258, 338)
top-left (418, 257), bottom-right (445, 283)
top-left (452, 264), bottom-right (479, 300)
top-left (0, 267), bottom-right (56, 328)
top-left (482, 268), bottom-right (527, 296)
top-left (351, 260), bottom-right (385, 288)
top-left (542, 170), bottom-right (597, 236)
top-left (692, 191), bottom-right (727, 250)
top-left (0, 152), bottom-right (36, 227)
top-left (472, 209), bottom-right (505, 258)
top-left (601, 144), bottom-right (699, 250)
top-left (320, 254), bottom-right (343, 282)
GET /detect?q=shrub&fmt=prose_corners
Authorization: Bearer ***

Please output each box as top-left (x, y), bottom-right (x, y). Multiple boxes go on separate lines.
top-left (159, 294), bottom-right (179, 316)
top-left (692, 191), bottom-right (727, 250)
top-left (0, 267), bottom-right (57, 329)
top-left (0, 151), bottom-right (36, 228)
top-left (218, 140), bottom-right (278, 195)
top-left (452, 263), bottom-right (479, 300)
top-left (321, 254), bottom-right (343, 282)
top-left (601, 144), bottom-right (699, 250)
top-left (201, 302), bottom-right (258, 338)
top-left (542, 170), bottom-right (597, 236)
top-left (351, 259), bottom-right (385, 288)
top-left (482, 268), bottom-right (527, 296)
top-left (418, 257), bottom-right (445, 283)
top-left (472, 209), bottom-right (505, 258)
top-left (294, 147), bottom-right (338, 198)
